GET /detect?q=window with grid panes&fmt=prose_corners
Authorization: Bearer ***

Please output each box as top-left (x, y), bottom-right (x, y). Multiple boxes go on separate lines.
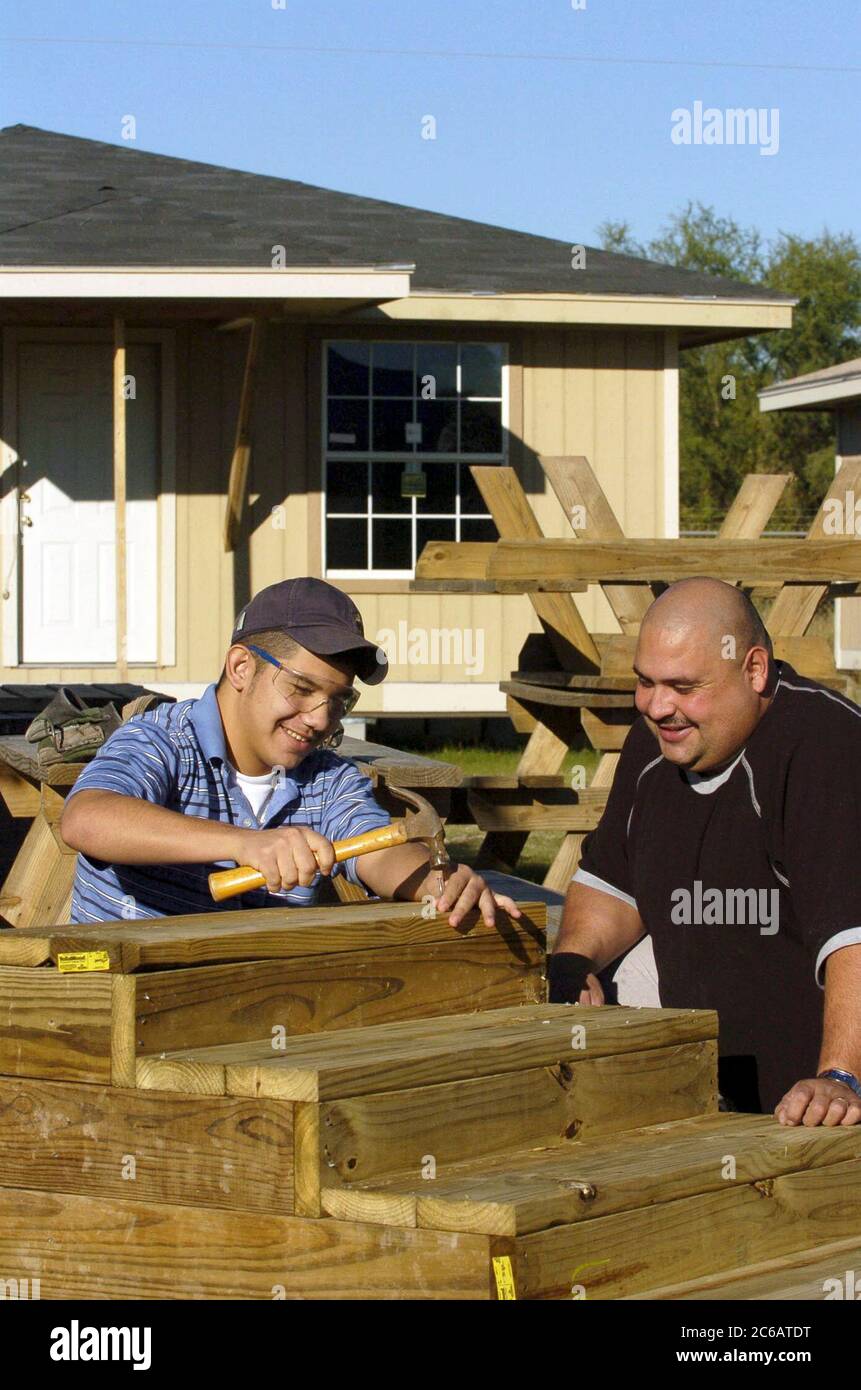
top-left (323, 341), bottom-right (504, 575)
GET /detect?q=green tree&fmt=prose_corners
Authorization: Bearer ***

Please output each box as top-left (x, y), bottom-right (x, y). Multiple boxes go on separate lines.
top-left (598, 204), bottom-right (861, 529)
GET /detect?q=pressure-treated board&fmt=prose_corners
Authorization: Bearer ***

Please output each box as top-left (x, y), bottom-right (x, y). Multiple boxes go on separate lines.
top-left (133, 934), bottom-right (544, 1054)
top-left (135, 1004), bottom-right (718, 1101)
top-left (0, 964), bottom-right (121, 1084)
top-left (466, 788), bottom-right (608, 833)
top-left (0, 909), bottom-right (547, 1084)
top-left (488, 537), bottom-right (861, 589)
top-left (511, 1155), bottom-right (861, 1299)
top-left (0, 1076), bottom-right (294, 1214)
top-left (0, 901), bottom-right (547, 972)
top-left (627, 1235), bottom-right (861, 1301)
top-left (314, 1040), bottom-right (717, 1215)
top-left (321, 1112), bottom-right (861, 1236)
top-left (0, 1187), bottom-right (493, 1300)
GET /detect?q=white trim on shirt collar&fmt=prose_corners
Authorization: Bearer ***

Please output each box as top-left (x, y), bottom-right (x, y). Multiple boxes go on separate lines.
top-left (683, 748), bottom-right (745, 795)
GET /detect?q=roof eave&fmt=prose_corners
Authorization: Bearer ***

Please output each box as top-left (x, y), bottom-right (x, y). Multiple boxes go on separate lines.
top-left (759, 375), bottom-right (861, 413)
top-left (359, 292), bottom-right (794, 339)
top-left (0, 265), bottom-right (414, 301)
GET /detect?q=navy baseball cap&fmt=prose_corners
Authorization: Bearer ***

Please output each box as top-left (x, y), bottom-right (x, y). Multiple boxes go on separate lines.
top-left (231, 579), bottom-right (388, 685)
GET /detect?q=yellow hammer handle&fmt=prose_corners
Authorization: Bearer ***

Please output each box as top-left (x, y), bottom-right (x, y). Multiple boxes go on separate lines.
top-left (208, 820), bottom-right (410, 902)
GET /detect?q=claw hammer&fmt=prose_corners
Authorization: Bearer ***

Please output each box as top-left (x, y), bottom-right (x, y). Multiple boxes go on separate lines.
top-left (208, 784), bottom-right (450, 902)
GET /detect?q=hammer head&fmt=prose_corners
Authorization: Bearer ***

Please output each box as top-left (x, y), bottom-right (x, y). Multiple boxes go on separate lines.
top-left (386, 785), bottom-right (450, 871)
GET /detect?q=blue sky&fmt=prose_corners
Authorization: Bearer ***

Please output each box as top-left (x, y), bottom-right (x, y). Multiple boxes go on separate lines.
top-left (0, 0), bottom-right (856, 253)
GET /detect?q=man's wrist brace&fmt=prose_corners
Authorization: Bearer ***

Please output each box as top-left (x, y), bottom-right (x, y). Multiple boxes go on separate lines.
top-left (547, 952), bottom-right (597, 1004)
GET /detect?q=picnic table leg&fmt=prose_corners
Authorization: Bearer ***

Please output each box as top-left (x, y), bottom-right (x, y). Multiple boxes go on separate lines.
top-left (543, 751), bottom-right (619, 893)
top-left (474, 704), bottom-right (577, 875)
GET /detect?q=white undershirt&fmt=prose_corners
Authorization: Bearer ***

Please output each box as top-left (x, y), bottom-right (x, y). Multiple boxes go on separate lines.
top-left (234, 767), bottom-right (283, 822)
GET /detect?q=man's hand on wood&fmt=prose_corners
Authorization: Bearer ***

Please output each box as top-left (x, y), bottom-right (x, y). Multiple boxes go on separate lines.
top-left (775, 1077), bottom-right (861, 1126)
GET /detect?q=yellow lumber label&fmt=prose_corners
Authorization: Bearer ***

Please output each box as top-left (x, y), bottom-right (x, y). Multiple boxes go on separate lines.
top-left (492, 1255), bottom-right (517, 1300)
top-left (57, 950), bottom-right (111, 974)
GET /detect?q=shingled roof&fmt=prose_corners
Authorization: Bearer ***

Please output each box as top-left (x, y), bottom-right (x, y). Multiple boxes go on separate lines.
top-left (0, 125), bottom-right (792, 304)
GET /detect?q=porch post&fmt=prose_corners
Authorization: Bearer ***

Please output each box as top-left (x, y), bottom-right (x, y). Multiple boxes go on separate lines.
top-left (113, 316), bottom-right (128, 680)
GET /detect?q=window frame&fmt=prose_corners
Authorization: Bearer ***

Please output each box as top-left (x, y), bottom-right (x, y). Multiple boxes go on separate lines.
top-left (321, 339), bottom-right (508, 579)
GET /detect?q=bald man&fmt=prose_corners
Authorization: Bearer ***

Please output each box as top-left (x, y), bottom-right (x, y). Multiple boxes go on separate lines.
top-left (552, 577), bottom-right (861, 1127)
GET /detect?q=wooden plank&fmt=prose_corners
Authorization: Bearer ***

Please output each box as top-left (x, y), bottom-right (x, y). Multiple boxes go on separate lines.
top-left (0, 1076), bottom-right (294, 1214)
top-left (488, 537), bottom-right (861, 589)
top-left (133, 935), bottom-right (544, 1055)
top-left (0, 736), bottom-right (82, 787)
top-left (768, 457), bottom-right (861, 636)
top-left (470, 466), bottom-right (600, 669)
top-left (544, 751), bottom-right (619, 892)
top-left (717, 472), bottom-right (791, 541)
top-left (136, 1003), bottom-right (718, 1101)
top-left (579, 708), bottom-right (634, 751)
top-left (630, 1234), bottom-right (861, 1301)
top-left (598, 632), bottom-right (837, 682)
top-left (466, 789), bottom-right (607, 833)
top-left (332, 1110), bottom-right (861, 1237)
top-left (540, 455), bottom-right (655, 632)
top-left (318, 1040), bottom-right (718, 1213)
top-left (0, 810), bottom-right (78, 929)
top-left (511, 670), bottom-right (635, 691)
top-left (0, 901), bottom-right (548, 973)
top-left (337, 735), bottom-right (463, 788)
top-left (0, 764), bottom-right (41, 817)
top-left (223, 317), bottom-right (263, 552)
top-left (413, 541), bottom-right (496, 580)
top-left (513, 1154), bottom-right (861, 1299)
top-left (0, 965), bottom-right (114, 1083)
top-left (0, 1187), bottom-right (491, 1300)
top-left (501, 679), bottom-right (634, 709)
top-left (113, 315), bottom-right (128, 681)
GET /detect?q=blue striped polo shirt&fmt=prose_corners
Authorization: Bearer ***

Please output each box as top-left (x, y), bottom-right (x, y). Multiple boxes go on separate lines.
top-left (67, 682), bottom-right (392, 923)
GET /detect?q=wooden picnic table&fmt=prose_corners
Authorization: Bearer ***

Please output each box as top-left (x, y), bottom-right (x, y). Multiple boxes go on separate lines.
top-left (0, 731), bottom-right (463, 931)
top-left (411, 455), bottom-right (861, 891)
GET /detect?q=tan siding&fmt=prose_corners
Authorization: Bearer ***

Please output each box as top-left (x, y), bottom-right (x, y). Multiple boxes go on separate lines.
top-left (0, 321), bottom-right (670, 708)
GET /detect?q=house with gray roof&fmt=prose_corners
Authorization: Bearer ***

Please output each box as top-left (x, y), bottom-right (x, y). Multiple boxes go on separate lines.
top-left (0, 124), bottom-right (794, 713)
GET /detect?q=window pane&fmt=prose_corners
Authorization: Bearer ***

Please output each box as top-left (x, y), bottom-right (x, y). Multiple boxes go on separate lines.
top-left (327, 398), bottom-right (369, 450)
top-left (372, 518), bottom-right (412, 570)
top-left (328, 341), bottom-right (370, 396)
top-left (460, 518), bottom-right (498, 543)
top-left (460, 401), bottom-right (502, 454)
top-left (327, 518), bottom-right (368, 569)
top-left (372, 398), bottom-right (414, 451)
top-left (459, 463), bottom-right (489, 514)
top-left (417, 519), bottom-right (456, 560)
top-left (417, 463), bottom-right (456, 514)
top-left (416, 399), bottom-right (458, 453)
top-left (461, 344), bottom-right (503, 398)
top-left (372, 342), bottom-right (414, 397)
top-left (371, 460), bottom-right (412, 514)
top-left (327, 460), bottom-right (368, 513)
top-left (416, 344), bottom-right (457, 398)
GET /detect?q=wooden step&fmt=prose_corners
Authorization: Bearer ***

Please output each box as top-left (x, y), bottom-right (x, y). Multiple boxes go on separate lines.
top-left (625, 1234), bottom-right (861, 1301)
top-left (320, 1112), bottom-right (861, 1236)
top-left (0, 902), bottom-right (547, 1084)
top-left (135, 1003), bottom-right (717, 1217)
top-left (135, 1003), bottom-right (717, 1101)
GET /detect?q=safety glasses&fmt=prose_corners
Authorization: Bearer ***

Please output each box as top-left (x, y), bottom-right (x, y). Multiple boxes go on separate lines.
top-left (246, 645), bottom-right (360, 722)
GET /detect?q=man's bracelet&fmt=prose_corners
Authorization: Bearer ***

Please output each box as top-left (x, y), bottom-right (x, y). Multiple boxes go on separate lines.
top-left (817, 1068), bottom-right (861, 1099)
top-left (547, 952), bottom-right (597, 1004)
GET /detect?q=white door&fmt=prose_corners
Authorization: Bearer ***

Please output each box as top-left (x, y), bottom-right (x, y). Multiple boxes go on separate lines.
top-left (18, 343), bottom-right (159, 664)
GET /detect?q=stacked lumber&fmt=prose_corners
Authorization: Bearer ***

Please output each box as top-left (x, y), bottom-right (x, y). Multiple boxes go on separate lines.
top-left (0, 901), bottom-right (858, 1299)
